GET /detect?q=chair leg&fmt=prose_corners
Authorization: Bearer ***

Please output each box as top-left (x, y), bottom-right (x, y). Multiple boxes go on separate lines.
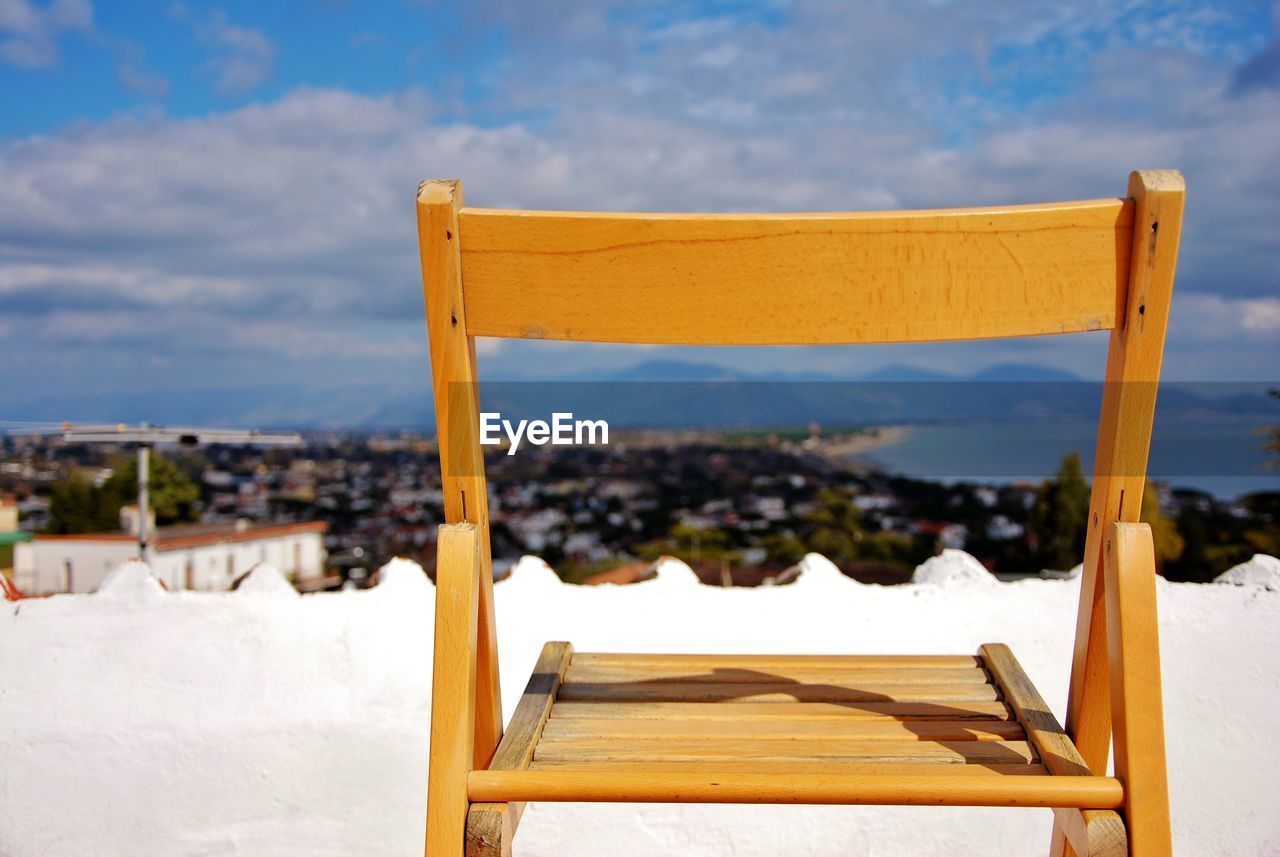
top-left (466, 803), bottom-right (517, 857)
top-left (1054, 808), bottom-right (1128, 857)
top-left (1104, 523), bottom-right (1172, 857)
top-left (425, 524), bottom-right (482, 857)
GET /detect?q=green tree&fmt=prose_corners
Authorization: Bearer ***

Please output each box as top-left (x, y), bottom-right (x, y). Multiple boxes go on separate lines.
top-left (760, 531), bottom-right (807, 566)
top-left (804, 487), bottom-right (864, 566)
top-left (665, 523), bottom-right (736, 564)
top-left (1265, 388), bottom-right (1280, 469)
top-left (1029, 452), bottom-right (1091, 571)
top-left (47, 476), bottom-right (122, 533)
top-left (101, 454), bottom-right (200, 525)
top-left (859, 530), bottom-right (917, 565)
top-left (1165, 492), bottom-right (1279, 583)
top-left (46, 453), bottom-right (200, 534)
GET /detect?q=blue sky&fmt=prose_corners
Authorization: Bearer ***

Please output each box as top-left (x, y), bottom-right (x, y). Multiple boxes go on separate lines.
top-left (1, 1), bottom-right (1278, 425)
top-left (1, 2), bottom-right (514, 132)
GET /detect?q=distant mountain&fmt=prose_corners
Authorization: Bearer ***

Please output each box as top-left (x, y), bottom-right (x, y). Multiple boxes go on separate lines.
top-left (561, 359), bottom-right (756, 382)
top-left (9, 359), bottom-right (1272, 431)
top-left (857, 365), bottom-right (957, 382)
top-left (6, 383), bottom-right (413, 430)
top-left (380, 359), bottom-right (1274, 431)
top-left (556, 358), bottom-right (1087, 384)
top-left (966, 363), bottom-right (1084, 383)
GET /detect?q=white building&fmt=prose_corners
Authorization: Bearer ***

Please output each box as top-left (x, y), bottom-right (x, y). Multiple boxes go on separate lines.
top-left (13, 521), bottom-right (327, 595)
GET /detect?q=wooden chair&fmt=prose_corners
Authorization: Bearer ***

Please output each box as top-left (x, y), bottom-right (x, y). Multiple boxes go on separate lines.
top-left (417, 171), bottom-right (1184, 857)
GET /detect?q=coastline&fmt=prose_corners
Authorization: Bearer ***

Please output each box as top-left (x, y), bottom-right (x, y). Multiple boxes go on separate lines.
top-left (836, 417), bottom-right (1277, 500)
top-left (816, 424), bottom-right (909, 457)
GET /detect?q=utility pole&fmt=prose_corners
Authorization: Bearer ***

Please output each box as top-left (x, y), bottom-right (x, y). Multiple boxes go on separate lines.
top-left (138, 442), bottom-right (150, 559)
top-left (57, 423), bottom-right (304, 563)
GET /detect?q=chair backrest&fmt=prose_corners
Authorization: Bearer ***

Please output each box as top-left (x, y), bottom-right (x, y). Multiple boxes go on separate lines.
top-left (454, 199), bottom-right (1132, 345)
top-left (416, 168), bottom-right (1184, 608)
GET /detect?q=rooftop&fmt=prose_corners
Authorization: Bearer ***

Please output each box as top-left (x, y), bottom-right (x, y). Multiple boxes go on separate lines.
top-left (34, 520), bottom-right (326, 551)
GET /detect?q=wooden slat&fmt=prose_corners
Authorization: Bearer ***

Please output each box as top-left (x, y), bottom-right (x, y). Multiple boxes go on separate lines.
top-left (466, 642), bottom-right (573, 857)
top-left (458, 199), bottom-right (1132, 345)
top-left (533, 740), bottom-right (1037, 766)
top-left (423, 524), bottom-right (480, 857)
top-left (540, 718), bottom-right (1025, 743)
top-left (574, 653), bottom-right (980, 669)
top-left (1104, 523), bottom-right (1172, 856)
top-left (982, 643), bottom-right (1135, 857)
top-left (468, 769), bottom-right (1125, 809)
top-left (549, 700), bottom-right (1014, 721)
top-left (564, 663), bottom-right (991, 685)
top-left (980, 644), bottom-right (1090, 777)
top-left (528, 761), bottom-right (1050, 776)
top-left (556, 681), bottom-right (1000, 704)
top-left (539, 733), bottom-right (1028, 752)
top-left (488, 642), bottom-right (576, 769)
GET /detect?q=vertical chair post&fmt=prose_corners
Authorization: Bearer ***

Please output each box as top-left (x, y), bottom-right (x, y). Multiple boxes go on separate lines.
top-left (1104, 523), bottom-right (1172, 856)
top-left (425, 523), bottom-right (482, 857)
top-left (419, 179), bottom-right (505, 769)
top-left (1052, 170), bottom-right (1183, 857)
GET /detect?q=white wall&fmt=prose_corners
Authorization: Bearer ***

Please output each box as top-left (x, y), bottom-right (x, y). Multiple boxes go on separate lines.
top-left (13, 539), bottom-right (134, 594)
top-left (0, 555), bottom-right (1277, 856)
top-left (13, 532), bottom-right (325, 594)
top-left (148, 532), bottom-right (326, 590)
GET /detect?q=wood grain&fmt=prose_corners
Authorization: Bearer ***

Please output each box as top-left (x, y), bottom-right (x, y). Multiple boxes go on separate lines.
top-left (556, 680), bottom-right (1000, 704)
top-left (573, 653), bottom-right (980, 669)
top-left (982, 644), bottom-right (1131, 856)
top-left (540, 718), bottom-right (1025, 742)
top-left (980, 644), bottom-right (1091, 777)
top-left (458, 199), bottom-right (1133, 344)
top-left (466, 642), bottom-right (573, 857)
top-left (532, 740), bottom-right (1037, 766)
top-left (1105, 524), bottom-right (1171, 856)
top-left (549, 700), bottom-right (1014, 721)
top-left (423, 524), bottom-right (480, 857)
top-left (468, 769), bottom-right (1125, 808)
top-left (527, 760), bottom-right (1050, 776)
top-left (1055, 807), bottom-right (1129, 857)
top-left (1054, 169), bottom-right (1183, 857)
top-left (418, 180), bottom-right (503, 769)
top-left (564, 663), bottom-right (991, 686)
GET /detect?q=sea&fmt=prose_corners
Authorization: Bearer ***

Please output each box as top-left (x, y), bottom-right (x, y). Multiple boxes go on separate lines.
top-left (854, 417), bottom-right (1277, 501)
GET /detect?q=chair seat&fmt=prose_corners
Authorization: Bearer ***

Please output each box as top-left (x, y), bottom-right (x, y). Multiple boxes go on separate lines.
top-left (539, 650), bottom-right (1036, 769)
top-left (472, 642), bottom-right (1119, 807)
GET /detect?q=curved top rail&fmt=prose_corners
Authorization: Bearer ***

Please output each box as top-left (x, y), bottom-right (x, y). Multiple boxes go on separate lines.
top-left (448, 197), bottom-right (1134, 345)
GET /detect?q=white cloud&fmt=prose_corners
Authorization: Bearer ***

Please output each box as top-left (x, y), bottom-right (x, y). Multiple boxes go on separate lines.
top-left (117, 53), bottom-right (170, 98)
top-left (227, 320), bottom-right (420, 361)
top-left (1160, 293), bottom-right (1280, 380)
top-left (0, 0), bottom-right (169, 102)
top-left (1242, 299), bottom-right (1280, 334)
top-left (40, 308), bottom-right (151, 341)
top-left (0, 0), bottom-right (91, 68)
top-left (1173, 293), bottom-right (1280, 341)
top-left (191, 7), bottom-right (275, 96)
top-left (2, 2), bottom-right (1277, 412)
top-left (1, 75), bottom-right (1277, 396)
